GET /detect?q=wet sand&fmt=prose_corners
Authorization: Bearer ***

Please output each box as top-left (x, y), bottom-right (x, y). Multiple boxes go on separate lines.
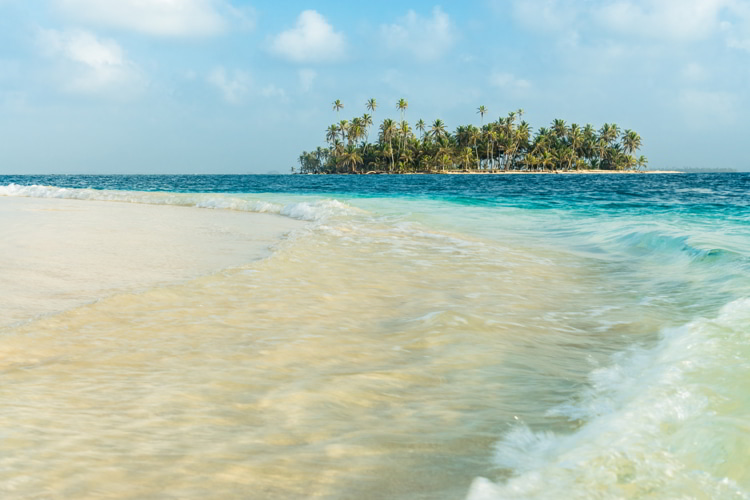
top-left (0, 196), bottom-right (305, 327)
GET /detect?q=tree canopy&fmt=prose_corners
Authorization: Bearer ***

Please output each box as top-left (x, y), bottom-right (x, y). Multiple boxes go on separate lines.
top-left (298, 101), bottom-right (646, 174)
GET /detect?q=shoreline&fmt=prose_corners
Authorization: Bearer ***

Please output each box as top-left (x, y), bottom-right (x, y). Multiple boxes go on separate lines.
top-left (298, 169), bottom-right (685, 175)
top-left (423, 169), bottom-right (682, 175)
top-left (0, 196), bottom-right (305, 327)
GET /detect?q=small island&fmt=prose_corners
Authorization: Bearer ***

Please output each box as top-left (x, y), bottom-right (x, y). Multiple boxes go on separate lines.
top-left (297, 99), bottom-right (647, 174)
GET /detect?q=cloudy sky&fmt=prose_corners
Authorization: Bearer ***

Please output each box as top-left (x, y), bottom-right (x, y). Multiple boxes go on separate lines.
top-left (1, 0), bottom-right (749, 173)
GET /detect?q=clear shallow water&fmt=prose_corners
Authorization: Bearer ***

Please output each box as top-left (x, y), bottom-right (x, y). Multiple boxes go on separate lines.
top-left (1, 174), bottom-right (749, 499)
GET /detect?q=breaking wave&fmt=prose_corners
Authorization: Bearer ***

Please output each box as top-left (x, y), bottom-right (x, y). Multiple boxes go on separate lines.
top-left (0, 183), bottom-right (361, 222)
top-left (467, 298), bottom-right (750, 500)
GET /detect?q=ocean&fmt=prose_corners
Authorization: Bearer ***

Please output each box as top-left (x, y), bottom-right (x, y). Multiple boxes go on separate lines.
top-left (1, 173), bottom-right (749, 499)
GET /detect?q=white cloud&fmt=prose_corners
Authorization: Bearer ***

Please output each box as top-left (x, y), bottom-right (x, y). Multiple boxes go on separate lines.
top-left (207, 67), bottom-right (289, 104)
top-left (260, 84), bottom-right (288, 102)
top-left (380, 6), bottom-right (457, 61)
top-left (489, 71), bottom-right (531, 90)
top-left (722, 1), bottom-right (750, 52)
top-left (510, 0), bottom-right (579, 35)
top-left (510, 0), bottom-right (731, 42)
top-left (54, 0), bottom-right (247, 37)
top-left (269, 10), bottom-right (346, 63)
top-left (681, 62), bottom-right (708, 81)
top-left (37, 28), bottom-right (146, 96)
top-left (207, 66), bottom-right (250, 103)
top-left (726, 33), bottom-right (750, 51)
top-left (298, 69), bottom-right (317, 92)
top-left (595, 0), bottom-right (729, 41)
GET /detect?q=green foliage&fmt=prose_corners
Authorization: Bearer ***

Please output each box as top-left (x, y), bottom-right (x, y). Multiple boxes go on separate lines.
top-left (298, 104), bottom-right (646, 174)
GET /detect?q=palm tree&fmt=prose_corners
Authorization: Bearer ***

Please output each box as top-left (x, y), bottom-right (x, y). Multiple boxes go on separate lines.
top-left (331, 140), bottom-right (346, 171)
top-left (581, 124), bottom-right (597, 167)
top-left (431, 119), bottom-right (447, 141)
top-left (459, 147), bottom-right (474, 170)
top-left (396, 98), bottom-right (409, 150)
top-left (531, 127), bottom-right (550, 154)
top-left (610, 124), bottom-right (621, 144)
top-left (621, 129), bottom-right (642, 156)
top-left (416, 119), bottom-right (426, 140)
top-left (506, 111), bottom-right (517, 127)
top-left (599, 123), bottom-right (619, 146)
top-left (557, 146), bottom-right (574, 171)
top-left (399, 144), bottom-right (415, 172)
top-left (340, 145), bottom-right (363, 174)
top-left (539, 150), bottom-right (554, 171)
top-left (468, 125), bottom-right (481, 170)
top-left (498, 113), bottom-right (519, 170)
top-left (338, 119), bottom-right (349, 144)
top-left (623, 154), bottom-right (637, 171)
top-left (501, 120), bottom-right (530, 171)
top-left (362, 113), bottom-right (373, 148)
top-left (636, 155), bottom-right (649, 171)
top-left (397, 98), bottom-right (408, 122)
top-left (380, 118), bottom-right (397, 172)
top-left (597, 123), bottom-right (618, 169)
top-left (596, 135), bottom-right (611, 169)
top-left (610, 143), bottom-right (626, 170)
top-left (437, 144), bottom-right (453, 171)
top-left (552, 119), bottom-right (567, 143)
top-left (325, 124), bottom-right (339, 146)
top-left (485, 128), bottom-right (497, 171)
top-left (524, 153), bottom-right (539, 172)
top-left (315, 147), bottom-right (329, 172)
top-left (514, 121), bottom-right (531, 170)
top-left (332, 99), bottom-right (343, 119)
top-left (366, 98), bottom-right (377, 145)
top-left (477, 105), bottom-right (488, 126)
top-left (349, 117), bottom-right (364, 146)
top-left (399, 120), bottom-right (412, 150)
top-left (418, 154), bottom-right (431, 173)
top-left (455, 125), bottom-right (470, 148)
top-left (567, 123), bottom-right (582, 170)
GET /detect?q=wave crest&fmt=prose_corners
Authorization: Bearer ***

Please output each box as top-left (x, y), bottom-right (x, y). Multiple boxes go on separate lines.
top-left (0, 183), bottom-right (359, 222)
top-left (468, 298), bottom-right (750, 500)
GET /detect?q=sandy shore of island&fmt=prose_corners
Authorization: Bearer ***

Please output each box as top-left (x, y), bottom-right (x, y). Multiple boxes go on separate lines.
top-left (0, 196), bottom-right (305, 327)
top-left (350, 170), bottom-right (684, 175)
top-left (436, 169), bottom-right (683, 174)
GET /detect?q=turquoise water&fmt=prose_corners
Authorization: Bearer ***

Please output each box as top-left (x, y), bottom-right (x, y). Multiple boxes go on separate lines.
top-left (1, 174), bottom-right (749, 499)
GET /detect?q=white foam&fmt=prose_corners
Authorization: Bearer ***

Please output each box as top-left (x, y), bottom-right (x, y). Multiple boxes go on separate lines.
top-left (0, 183), bottom-right (359, 222)
top-left (467, 298), bottom-right (750, 499)
top-left (280, 199), bottom-right (363, 221)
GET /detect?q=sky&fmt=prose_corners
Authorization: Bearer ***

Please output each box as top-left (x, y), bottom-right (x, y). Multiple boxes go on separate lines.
top-left (1, 0), bottom-right (749, 174)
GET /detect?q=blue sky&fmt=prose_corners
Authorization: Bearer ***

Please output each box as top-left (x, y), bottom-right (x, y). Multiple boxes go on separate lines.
top-left (1, 0), bottom-right (749, 173)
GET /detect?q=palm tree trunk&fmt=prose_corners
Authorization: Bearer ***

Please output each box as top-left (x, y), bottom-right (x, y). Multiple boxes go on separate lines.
top-left (389, 139), bottom-right (394, 172)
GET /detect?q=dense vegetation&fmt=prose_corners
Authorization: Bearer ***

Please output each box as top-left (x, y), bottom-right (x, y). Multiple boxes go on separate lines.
top-left (296, 99), bottom-right (647, 174)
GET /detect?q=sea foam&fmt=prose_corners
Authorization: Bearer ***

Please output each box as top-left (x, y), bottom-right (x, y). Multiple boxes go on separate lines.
top-left (0, 183), bottom-right (360, 222)
top-left (467, 298), bottom-right (750, 500)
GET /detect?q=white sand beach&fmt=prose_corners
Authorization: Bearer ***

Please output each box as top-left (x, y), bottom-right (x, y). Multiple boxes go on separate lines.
top-left (0, 196), bottom-right (305, 328)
